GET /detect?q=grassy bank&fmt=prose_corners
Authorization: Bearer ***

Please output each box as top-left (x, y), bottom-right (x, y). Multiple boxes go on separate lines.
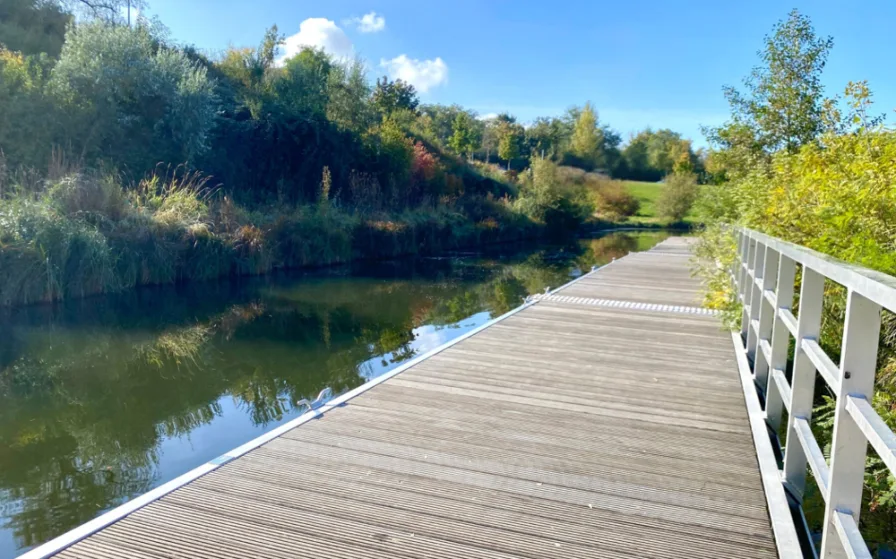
top-left (0, 171), bottom-right (541, 307)
top-left (618, 180), bottom-right (697, 227)
top-left (554, 167), bottom-right (698, 230)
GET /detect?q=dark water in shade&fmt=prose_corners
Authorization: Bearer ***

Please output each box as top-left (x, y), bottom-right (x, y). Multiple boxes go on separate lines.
top-left (0, 231), bottom-right (673, 557)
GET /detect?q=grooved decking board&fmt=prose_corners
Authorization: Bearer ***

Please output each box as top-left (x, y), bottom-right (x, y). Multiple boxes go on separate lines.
top-left (53, 237), bottom-right (778, 559)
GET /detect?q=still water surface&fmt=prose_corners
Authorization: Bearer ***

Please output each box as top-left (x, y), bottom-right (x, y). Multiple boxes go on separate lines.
top-left (0, 231), bottom-right (672, 557)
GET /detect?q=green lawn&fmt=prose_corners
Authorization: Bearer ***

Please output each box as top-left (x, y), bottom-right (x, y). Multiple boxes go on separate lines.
top-left (622, 181), bottom-right (663, 220)
top-left (619, 180), bottom-right (697, 227)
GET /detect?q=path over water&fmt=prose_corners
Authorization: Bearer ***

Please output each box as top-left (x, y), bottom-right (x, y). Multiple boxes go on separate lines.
top-left (29, 237), bottom-right (780, 559)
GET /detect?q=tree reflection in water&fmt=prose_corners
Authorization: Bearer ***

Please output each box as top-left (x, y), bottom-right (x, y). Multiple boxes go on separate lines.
top-left (0, 231), bottom-right (672, 557)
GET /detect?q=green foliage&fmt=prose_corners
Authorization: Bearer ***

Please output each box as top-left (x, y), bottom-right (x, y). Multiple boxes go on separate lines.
top-left (705, 8), bottom-right (833, 180)
top-left (0, 47), bottom-right (55, 169)
top-left (622, 129), bottom-right (700, 182)
top-left (496, 116), bottom-right (524, 170)
top-left (592, 180), bottom-right (640, 221)
top-left (47, 22), bottom-right (218, 173)
top-left (277, 46), bottom-right (332, 118)
top-left (372, 76), bottom-right (419, 118)
top-left (656, 172), bottom-right (698, 222)
top-left (569, 102), bottom-right (600, 163)
top-left (448, 112), bottom-right (479, 159)
top-left (515, 158), bottom-right (593, 236)
top-left (695, 11), bottom-right (896, 544)
top-left (0, 0), bottom-right (70, 57)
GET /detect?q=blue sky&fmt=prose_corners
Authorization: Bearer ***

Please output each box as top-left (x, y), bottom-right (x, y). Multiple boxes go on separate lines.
top-left (147, 0), bottom-right (896, 146)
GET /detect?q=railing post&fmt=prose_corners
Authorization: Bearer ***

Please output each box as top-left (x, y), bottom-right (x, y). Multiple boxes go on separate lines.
top-left (765, 255), bottom-right (796, 431)
top-left (820, 290), bottom-right (882, 558)
top-left (753, 247), bottom-right (780, 387)
top-left (782, 267), bottom-right (825, 498)
top-left (741, 236), bottom-right (757, 340)
top-left (746, 240), bottom-right (766, 361)
top-left (734, 230), bottom-right (746, 287)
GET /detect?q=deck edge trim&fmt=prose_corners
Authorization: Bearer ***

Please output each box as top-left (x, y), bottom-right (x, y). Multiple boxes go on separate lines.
top-left (19, 254), bottom-right (636, 559)
top-left (730, 331), bottom-right (802, 558)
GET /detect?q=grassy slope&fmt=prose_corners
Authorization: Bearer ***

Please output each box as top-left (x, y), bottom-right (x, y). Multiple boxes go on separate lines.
top-left (621, 180), bottom-right (697, 227)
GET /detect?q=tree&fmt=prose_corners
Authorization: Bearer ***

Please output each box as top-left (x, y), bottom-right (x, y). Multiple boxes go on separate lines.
top-left (657, 172), bottom-right (698, 222)
top-left (0, 0), bottom-right (71, 58)
top-left (621, 129), bottom-right (698, 181)
top-left (480, 117), bottom-right (499, 164)
top-left (63, 0), bottom-right (148, 25)
top-left (526, 117), bottom-right (566, 160)
top-left (448, 112), bottom-right (478, 159)
top-left (711, 9), bottom-right (833, 156)
top-left (569, 102), bottom-right (600, 162)
top-left (326, 57), bottom-right (374, 133)
top-left (215, 25), bottom-right (282, 118)
top-left (276, 47), bottom-right (332, 118)
top-left (372, 76), bottom-right (418, 118)
top-left (0, 47), bottom-right (54, 168)
top-left (48, 21), bottom-right (218, 171)
top-left (495, 115), bottom-right (523, 170)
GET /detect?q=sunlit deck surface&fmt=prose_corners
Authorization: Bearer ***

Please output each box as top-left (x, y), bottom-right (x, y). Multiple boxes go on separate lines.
top-left (53, 238), bottom-right (777, 559)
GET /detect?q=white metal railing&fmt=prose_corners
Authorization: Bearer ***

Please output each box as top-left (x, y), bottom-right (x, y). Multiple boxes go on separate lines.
top-left (733, 227), bottom-right (896, 559)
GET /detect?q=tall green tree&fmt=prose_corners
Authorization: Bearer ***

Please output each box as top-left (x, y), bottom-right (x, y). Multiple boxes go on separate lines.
top-left (495, 114), bottom-right (523, 170)
top-left (569, 102), bottom-right (600, 162)
top-left (710, 9), bottom-right (833, 157)
top-left (326, 58), bottom-right (374, 133)
top-left (448, 112), bottom-right (478, 159)
top-left (275, 47), bottom-right (332, 118)
top-left (480, 116), bottom-right (500, 164)
top-left (0, 0), bottom-right (71, 58)
top-left (526, 117), bottom-right (566, 160)
top-left (48, 21), bottom-right (218, 171)
top-left (372, 77), bottom-right (418, 118)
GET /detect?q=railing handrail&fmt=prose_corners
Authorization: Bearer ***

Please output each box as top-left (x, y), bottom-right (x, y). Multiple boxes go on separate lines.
top-left (733, 226), bottom-right (896, 559)
top-left (740, 227), bottom-right (896, 313)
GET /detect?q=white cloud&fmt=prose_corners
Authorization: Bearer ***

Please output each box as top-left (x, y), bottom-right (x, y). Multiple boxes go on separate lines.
top-left (379, 55), bottom-right (448, 93)
top-left (349, 12), bottom-right (386, 33)
top-left (478, 113), bottom-right (498, 121)
top-left (281, 18), bottom-right (353, 61)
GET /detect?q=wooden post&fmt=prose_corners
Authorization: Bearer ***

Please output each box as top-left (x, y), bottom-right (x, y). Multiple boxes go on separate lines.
top-left (782, 267), bottom-right (825, 499)
top-left (765, 255), bottom-right (796, 431)
top-left (820, 290), bottom-right (881, 558)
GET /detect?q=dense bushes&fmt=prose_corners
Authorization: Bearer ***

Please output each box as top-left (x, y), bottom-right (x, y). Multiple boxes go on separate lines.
top-left (47, 22), bottom-right (218, 173)
top-left (0, 169), bottom-right (541, 306)
top-left (656, 172), bottom-right (698, 222)
top-left (514, 159), bottom-right (593, 237)
top-left (0, 13), bottom-right (597, 308)
top-left (694, 8), bottom-right (896, 547)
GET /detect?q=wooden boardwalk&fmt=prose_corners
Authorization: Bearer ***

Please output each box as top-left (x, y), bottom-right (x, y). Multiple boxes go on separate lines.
top-left (45, 238), bottom-right (778, 559)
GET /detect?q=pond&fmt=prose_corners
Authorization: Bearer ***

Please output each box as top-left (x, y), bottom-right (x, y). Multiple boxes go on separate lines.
top-left (0, 230), bottom-right (674, 558)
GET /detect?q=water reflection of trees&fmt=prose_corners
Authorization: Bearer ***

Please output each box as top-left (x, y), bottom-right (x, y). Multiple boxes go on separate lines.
top-left (0, 231), bottom-right (670, 554)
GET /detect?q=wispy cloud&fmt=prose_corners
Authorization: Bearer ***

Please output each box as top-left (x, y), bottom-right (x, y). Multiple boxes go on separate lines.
top-left (280, 18), bottom-right (353, 62)
top-left (347, 11), bottom-right (386, 33)
top-left (380, 55), bottom-right (448, 93)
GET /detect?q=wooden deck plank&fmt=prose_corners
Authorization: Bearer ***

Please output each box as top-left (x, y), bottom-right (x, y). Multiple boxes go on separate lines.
top-left (49, 237), bottom-right (778, 559)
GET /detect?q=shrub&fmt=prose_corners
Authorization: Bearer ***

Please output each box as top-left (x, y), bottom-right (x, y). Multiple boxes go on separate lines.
top-left (0, 199), bottom-right (114, 303)
top-left (593, 180), bottom-right (639, 220)
top-left (516, 158), bottom-right (593, 237)
top-left (47, 22), bottom-right (218, 173)
top-left (657, 171), bottom-right (698, 222)
top-left (46, 174), bottom-right (128, 220)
